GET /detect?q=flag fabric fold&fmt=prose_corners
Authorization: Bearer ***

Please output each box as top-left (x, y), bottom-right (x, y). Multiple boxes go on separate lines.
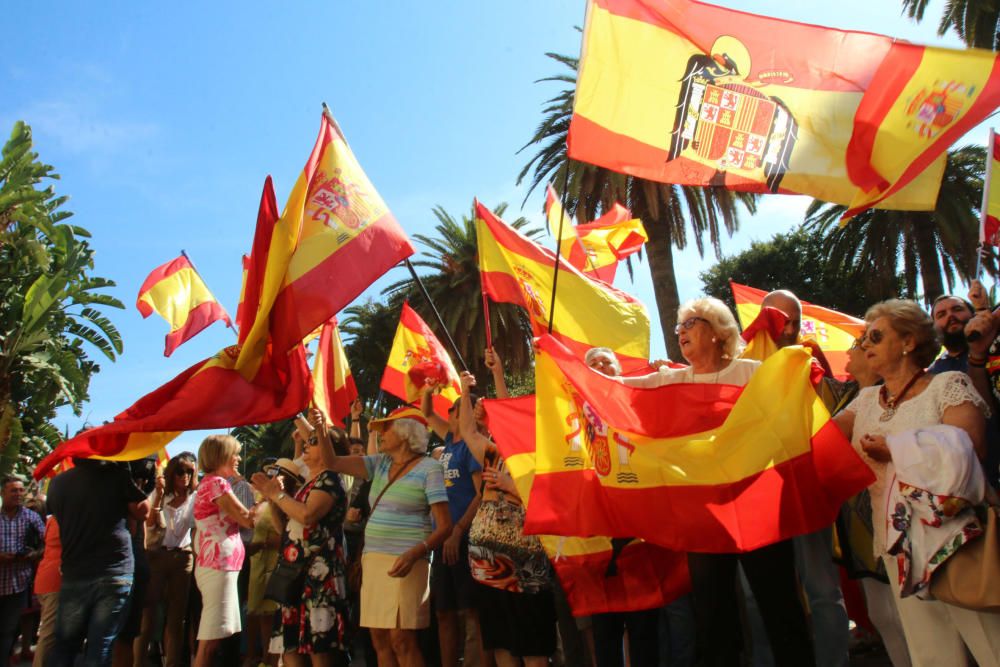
top-left (34, 344), bottom-right (311, 479)
top-left (475, 200), bottom-right (651, 372)
top-left (844, 44), bottom-right (1000, 219)
top-left (731, 281), bottom-right (865, 378)
top-left (312, 317), bottom-right (358, 428)
top-left (136, 255), bottom-right (232, 357)
top-left (525, 334), bottom-right (874, 553)
top-left (568, 0), bottom-right (945, 210)
top-left (483, 395), bottom-right (690, 616)
top-left (545, 185), bottom-right (647, 284)
top-left (380, 302), bottom-right (461, 418)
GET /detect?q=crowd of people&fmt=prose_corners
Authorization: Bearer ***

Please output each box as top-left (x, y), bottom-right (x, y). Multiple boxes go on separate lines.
top-left (2, 284), bottom-right (1000, 667)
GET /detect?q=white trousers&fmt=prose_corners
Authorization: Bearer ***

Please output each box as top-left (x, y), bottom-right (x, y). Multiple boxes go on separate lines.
top-left (884, 555), bottom-right (1000, 667)
top-left (860, 577), bottom-right (910, 667)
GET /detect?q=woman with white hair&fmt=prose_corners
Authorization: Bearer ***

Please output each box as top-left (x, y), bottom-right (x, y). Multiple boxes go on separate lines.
top-left (326, 406), bottom-right (451, 667)
top-left (620, 297), bottom-right (815, 667)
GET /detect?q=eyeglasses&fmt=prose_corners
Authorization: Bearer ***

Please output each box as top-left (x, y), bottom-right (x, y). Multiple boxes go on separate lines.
top-left (849, 334), bottom-right (866, 351)
top-left (674, 316), bottom-right (708, 334)
top-left (864, 329), bottom-right (885, 346)
top-left (175, 467), bottom-right (194, 477)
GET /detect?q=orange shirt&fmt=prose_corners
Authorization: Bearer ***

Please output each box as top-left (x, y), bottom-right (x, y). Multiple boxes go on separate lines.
top-left (34, 516), bottom-right (61, 595)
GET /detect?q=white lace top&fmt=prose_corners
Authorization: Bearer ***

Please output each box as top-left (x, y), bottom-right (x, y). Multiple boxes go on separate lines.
top-left (842, 371), bottom-right (988, 556)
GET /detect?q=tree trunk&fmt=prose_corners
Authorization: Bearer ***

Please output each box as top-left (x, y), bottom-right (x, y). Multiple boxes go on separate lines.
top-left (642, 218), bottom-right (682, 361)
top-left (911, 213), bottom-right (945, 304)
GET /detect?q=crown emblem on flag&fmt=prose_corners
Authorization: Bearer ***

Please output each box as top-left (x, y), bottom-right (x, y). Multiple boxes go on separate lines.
top-left (905, 80), bottom-right (973, 139)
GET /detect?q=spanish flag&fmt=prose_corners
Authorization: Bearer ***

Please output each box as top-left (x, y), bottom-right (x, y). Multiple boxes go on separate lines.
top-left (476, 200), bottom-right (651, 372)
top-left (569, 0), bottom-right (945, 210)
top-left (136, 255), bottom-right (232, 357)
top-left (380, 302), bottom-right (461, 418)
top-left (525, 335), bottom-right (874, 553)
top-left (484, 394), bottom-right (690, 616)
top-left (545, 185), bottom-right (647, 285)
top-left (731, 282), bottom-right (865, 378)
top-left (982, 130), bottom-right (1000, 247)
top-left (237, 177), bottom-right (279, 347)
top-left (33, 343), bottom-right (311, 479)
top-left (237, 112), bottom-right (414, 379)
top-left (312, 317), bottom-right (357, 428)
top-left (845, 45), bottom-right (1000, 219)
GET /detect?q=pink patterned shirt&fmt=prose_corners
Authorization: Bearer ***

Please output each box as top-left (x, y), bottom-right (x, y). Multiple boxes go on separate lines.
top-left (194, 475), bottom-right (244, 571)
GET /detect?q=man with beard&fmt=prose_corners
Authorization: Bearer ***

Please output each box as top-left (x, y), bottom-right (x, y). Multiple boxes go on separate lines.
top-left (931, 294), bottom-right (999, 488)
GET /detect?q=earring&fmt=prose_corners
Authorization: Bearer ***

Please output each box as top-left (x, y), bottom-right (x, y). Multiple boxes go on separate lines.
top-left (902, 349), bottom-right (909, 356)
top-left (712, 337), bottom-right (717, 343)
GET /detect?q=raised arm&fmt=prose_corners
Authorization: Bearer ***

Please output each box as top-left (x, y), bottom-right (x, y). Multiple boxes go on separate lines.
top-left (420, 379), bottom-right (451, 440)
top-left (458, 372), bottom-right (492, 466)
top-left (485, 346), bottom-right (509, 399)
top-left (350, 399), bottom-right (363, 440)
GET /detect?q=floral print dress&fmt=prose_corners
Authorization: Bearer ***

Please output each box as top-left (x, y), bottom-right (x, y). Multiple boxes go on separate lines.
top-left (278, 470), bottom-right (350, 655)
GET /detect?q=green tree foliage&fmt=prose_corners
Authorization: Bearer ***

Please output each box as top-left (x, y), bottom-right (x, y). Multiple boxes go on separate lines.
top-left (231, 419), bottom-right (295, 477)
top-left (700, 226), bottom-right (898, 317)
top-left (0, 122), bottom-right (124, 477)
top-left (804, 146), bottom-right (993, 306)
top-left (517, 52), bottom-right (756, 360)
top-left (902, 0), bottom-right (1000, 49)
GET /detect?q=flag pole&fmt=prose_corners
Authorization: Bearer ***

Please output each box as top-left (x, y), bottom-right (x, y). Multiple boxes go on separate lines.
top-left (976, 128), bottom-right (996, 279)
top-left (180, 249), bottom-right (238, 336)
top-left (547, 164), bottom-right (573, 334)
top-left (482, 290), bottom-right (493, 349)
top-left (403, 258), bottom-right (470, 373)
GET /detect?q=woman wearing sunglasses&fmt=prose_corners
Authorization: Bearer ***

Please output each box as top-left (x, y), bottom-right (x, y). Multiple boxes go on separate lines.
top-left (832, 299), bottom-right (1000, 666)
top-left (138, 452), bottom-right (197, 667)
top-left (620, 297), bottom-right (815, 666)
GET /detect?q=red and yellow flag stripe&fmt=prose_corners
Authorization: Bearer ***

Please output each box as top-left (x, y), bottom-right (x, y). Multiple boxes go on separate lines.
top-left (136, 255), bottom-right (231, 357)
top-left (526, 335), bottom-right (873, 553)
top-left (982, 130), bottom-right (1000, 247)
top-left (380, 302), bottom-right (461, 418)
top-left (312, 317), bottom-right (358, 428)
top-left (476, 200), bottom-right (651, 372)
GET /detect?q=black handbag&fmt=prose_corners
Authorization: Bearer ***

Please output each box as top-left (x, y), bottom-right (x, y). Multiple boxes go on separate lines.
top-left (264, 558), bottom-right (307, 606)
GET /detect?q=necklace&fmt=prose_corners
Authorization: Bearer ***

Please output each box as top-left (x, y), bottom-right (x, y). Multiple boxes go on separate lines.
top-left (878, 370), bottom-right (925, 422)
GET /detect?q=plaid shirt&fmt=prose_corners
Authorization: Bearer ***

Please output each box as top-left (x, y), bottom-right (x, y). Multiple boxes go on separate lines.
top-left (0, 506), bottom-right (46, 595)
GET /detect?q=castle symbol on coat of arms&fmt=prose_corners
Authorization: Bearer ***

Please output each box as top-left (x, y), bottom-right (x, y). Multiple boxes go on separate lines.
top-left (668, 37), bottom-right (798, 193)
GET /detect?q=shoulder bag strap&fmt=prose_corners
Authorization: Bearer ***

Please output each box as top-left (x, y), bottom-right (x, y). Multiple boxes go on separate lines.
top-left (369, 455), bottom-right (422, 516)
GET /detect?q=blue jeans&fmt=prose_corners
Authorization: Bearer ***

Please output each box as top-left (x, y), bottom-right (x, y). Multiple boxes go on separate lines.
top-left (48, 574), bottom-right (133, 667)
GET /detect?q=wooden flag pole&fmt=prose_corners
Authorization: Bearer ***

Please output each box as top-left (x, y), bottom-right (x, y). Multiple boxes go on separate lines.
top-left (404, 258), bottom-right (470, 373)
top-left (482, 290), bottom-right (493, 349)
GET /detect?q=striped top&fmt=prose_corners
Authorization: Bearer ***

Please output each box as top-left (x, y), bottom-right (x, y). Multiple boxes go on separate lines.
top-left (362, 454), bottom-right (448, 557)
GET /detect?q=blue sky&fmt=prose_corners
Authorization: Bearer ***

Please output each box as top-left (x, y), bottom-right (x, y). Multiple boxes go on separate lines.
top-left (1, 1), bottom-right (978, 457)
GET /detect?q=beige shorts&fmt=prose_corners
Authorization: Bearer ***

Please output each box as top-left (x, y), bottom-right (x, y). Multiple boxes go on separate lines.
top-left (359, 551), bottom-right (431, 629)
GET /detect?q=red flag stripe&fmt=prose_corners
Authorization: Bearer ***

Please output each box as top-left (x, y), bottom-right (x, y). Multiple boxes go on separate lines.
top-left (163, 301), bottom-right (233, 357)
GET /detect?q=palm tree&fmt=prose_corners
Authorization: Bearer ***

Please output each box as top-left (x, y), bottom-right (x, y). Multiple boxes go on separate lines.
top-left (804, 145), bottom-right (994, 305)
top-left (0, 122), bottom-right (124, 475)
top-left (901, 0), bottom-right (999, 50)
top-left (381, 201), bottom-right (539, 387)
top-left (518, 53), bottom-right (756, 360)
top-left (231, 419), bottom-right (295, 478)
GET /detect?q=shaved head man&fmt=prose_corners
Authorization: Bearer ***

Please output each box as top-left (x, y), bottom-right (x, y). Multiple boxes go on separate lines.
top-left (760, 289), bottom-right (802, 348)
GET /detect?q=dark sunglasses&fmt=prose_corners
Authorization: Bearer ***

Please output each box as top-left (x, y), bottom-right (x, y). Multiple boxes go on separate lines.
top-left (674, 316), bottom-right (708, 334)
top-left (864, 329), bottom-right (885, 345)
top-left (174, 467), bottom-right (195, 476)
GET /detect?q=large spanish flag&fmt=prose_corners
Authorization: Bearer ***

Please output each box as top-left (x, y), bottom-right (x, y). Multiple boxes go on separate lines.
top-left (982, 130), bottom-right (1000, 247)
top-left (731, 282), bottom-right (864, 379)
top-left (380, 302), bottom-right (461, 418)
top-left (525, 335), bottom-right (874, 553)
top-left (569, 0), bottom-right (944, 210)
top-left (484, 395), bottom-right (690, 616)
top-left (33, 343), bottom-right (311, 479)
top-left (237, 112), bottom-right (414, 379)
top-left (136, 255), bottom-right (232, 357)
top-left (476, 200), bottom-right (650, 372)
top-left (845, 45), bottom-right (1000, 219)
top-left (312, 317), bottom-right (357, 428)
top-left (545, 185), bottom-right (647, 285)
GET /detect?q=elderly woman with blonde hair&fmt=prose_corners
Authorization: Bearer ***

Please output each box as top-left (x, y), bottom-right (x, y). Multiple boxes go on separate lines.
top-left (834, 299), bottom-right (1000, 666)
top-left (192, 435), bottom-right (256, 667)
top-left (618, 296), bottom-right (815, 666)
top-left (326, 406), bottom-right (451, 667)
